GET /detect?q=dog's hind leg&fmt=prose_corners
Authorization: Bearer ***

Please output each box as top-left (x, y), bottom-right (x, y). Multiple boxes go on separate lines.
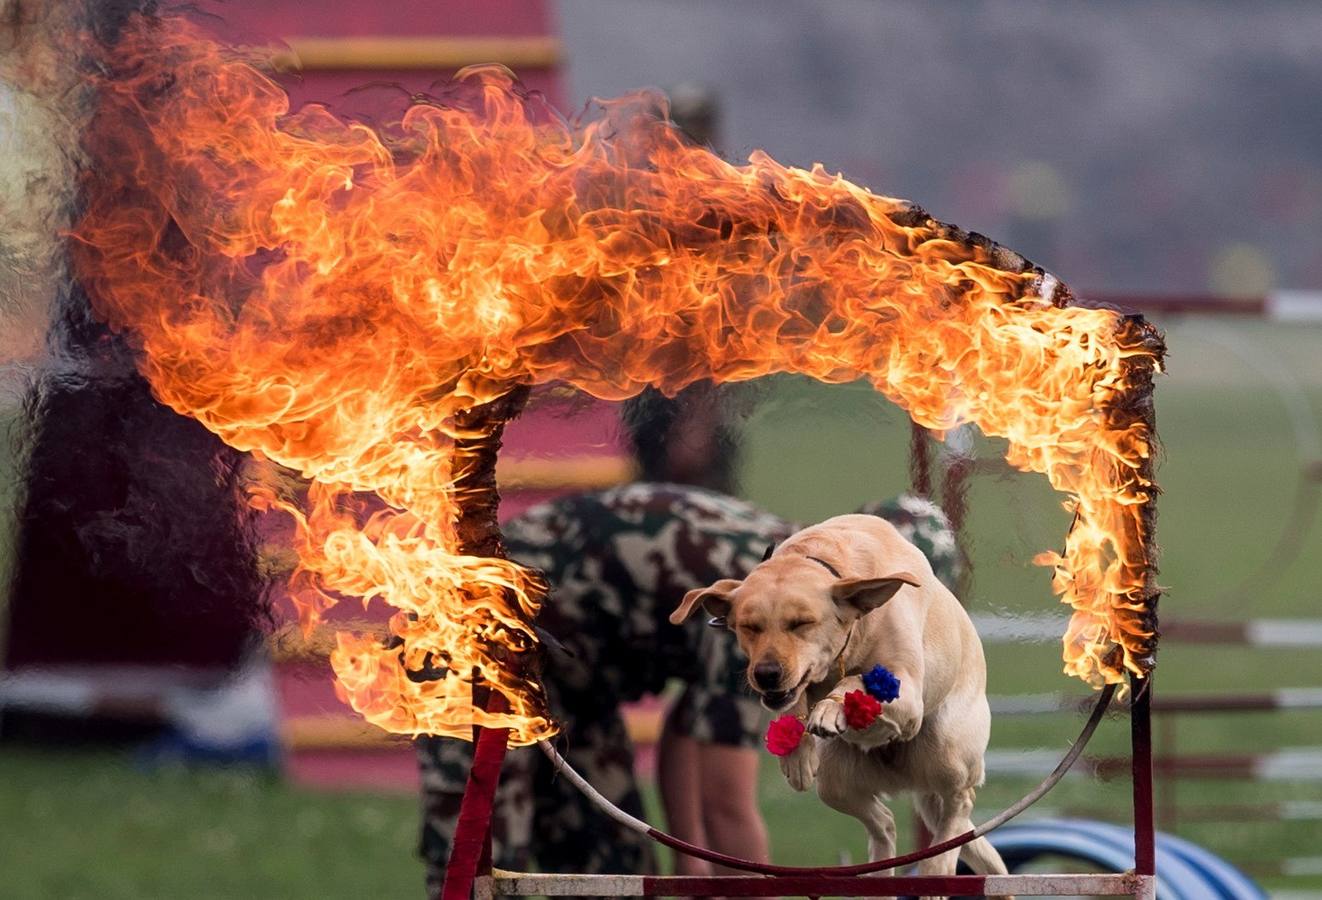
top-left (914, 790), bottom-right (1012, 900)
top-left (959, 834), bottom-right (1010, 878)
top-left (816, 742), bottom-right (898, 898)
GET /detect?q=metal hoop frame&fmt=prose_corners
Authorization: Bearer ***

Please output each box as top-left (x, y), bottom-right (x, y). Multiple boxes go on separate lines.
top-left (445, 677), bottom-right (1154, 899)
top-left (439, 308), bottom-right (1163, 899)
top-left (441, 674), bottom-right (1147, 898)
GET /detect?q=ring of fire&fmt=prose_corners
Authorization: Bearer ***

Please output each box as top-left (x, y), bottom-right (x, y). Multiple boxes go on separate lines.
top-left (70, 17), bottom-right (1163, 745)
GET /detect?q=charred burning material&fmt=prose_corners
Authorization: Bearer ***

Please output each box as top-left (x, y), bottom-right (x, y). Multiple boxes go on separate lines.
top-left (1114, 315), bottom-right (1165, 672)
top-left (442, 385), bottom-right (549, 709)
top-left (63, 14), bottom-right (1162, 744)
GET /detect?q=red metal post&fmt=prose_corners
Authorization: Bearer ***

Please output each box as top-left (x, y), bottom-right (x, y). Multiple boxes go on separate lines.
top-left (1123, 313), bottom-right (1162, 882)
top-left (1130, 673), bottom-right (1156, 877)
top-left (442, 690), bottom-right (511, 900)
top-left (437, 387), bottom-right (535, 900)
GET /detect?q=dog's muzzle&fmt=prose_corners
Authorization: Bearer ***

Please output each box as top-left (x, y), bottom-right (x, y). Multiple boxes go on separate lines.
top-left (752, 660), bottom-right (783, 690)
top-left (751, 661), bottom-right (807, 711)
top-left (757, 672), bottom-right (807, 712)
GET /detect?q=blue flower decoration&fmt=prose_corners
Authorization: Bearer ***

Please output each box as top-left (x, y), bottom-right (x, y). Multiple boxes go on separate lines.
top-left (863, 665), bottom-right (900, 703)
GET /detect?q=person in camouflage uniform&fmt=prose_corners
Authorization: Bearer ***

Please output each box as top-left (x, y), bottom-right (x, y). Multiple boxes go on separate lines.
top-left (417, 483), bottom-right (962, 896)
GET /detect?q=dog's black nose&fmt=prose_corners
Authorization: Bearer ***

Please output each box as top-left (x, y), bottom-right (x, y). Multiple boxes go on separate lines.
top-left (752, 661), bottom-right (783, 690)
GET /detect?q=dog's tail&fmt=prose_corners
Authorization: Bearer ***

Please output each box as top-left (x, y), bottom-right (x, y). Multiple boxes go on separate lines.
top-left (959, 835), bottom-right (1013, 900)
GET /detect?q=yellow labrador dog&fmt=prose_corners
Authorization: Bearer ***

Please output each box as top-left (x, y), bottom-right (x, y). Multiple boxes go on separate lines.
top-left (671, 513), bottom-right (1009, 897)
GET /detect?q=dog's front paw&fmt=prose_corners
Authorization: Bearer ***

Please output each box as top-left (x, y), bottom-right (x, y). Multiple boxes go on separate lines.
top-left (806, 697), bottom-right (846, 737)
top-left (778, 737), bottom-right (819, 792)
top-left (844, 714), bottom-right (902, 751)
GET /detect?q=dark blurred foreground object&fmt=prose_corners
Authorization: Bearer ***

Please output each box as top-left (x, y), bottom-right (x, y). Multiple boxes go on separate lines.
top-left (1, 0), bottom-right (272, 752)
top-left (2, 297), bottom-right (276, 755)
top-left (6, 357), bottom-right (265, 672)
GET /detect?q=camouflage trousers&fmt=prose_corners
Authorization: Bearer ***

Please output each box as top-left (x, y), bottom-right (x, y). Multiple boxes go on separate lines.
top-left (417, 484), bottom-right (961, 896)
top-left (418, 708), bottom-right (652, 899)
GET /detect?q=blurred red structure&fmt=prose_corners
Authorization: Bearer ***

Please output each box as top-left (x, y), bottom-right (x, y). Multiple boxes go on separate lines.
top-left (222, 1), bottom-right (565, 111)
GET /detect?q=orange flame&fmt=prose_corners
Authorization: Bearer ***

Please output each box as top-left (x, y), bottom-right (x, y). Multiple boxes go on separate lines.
top-left (71, 18), bottom-right (1161, 743)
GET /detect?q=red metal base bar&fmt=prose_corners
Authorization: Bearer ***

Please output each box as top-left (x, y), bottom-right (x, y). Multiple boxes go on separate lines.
top-left (485, 871), bottom-right (1156, 897)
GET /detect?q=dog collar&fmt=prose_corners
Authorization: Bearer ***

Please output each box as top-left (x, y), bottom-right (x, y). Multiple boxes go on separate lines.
top-left (805, 555), bottom-right (841, 578)
top-left (834, 620), bottom-right (858, 680)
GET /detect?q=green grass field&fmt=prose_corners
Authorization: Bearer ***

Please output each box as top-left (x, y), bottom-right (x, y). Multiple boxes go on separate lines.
top-left (3, 319), bottom-right (1320, 897)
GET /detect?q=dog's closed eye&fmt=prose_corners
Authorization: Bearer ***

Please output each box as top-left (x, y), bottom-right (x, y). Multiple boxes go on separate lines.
top-left (787, 619), bottom-right (816, 631)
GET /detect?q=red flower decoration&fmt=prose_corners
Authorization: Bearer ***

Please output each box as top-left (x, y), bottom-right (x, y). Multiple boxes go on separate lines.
top-left (764, 715), bottom-right (806, 756)
top-left (843, 689), bottom-right (883, 730)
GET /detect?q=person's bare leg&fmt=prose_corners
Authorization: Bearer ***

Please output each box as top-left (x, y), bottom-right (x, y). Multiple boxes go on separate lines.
top-left (696, 743), bottom-right (770, 870)
top-left (657, 726), bottom-right (713, 876)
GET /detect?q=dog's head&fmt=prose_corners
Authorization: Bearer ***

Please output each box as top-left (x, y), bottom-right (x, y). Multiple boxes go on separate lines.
top-left (670, 553), bottom-right (919, 712)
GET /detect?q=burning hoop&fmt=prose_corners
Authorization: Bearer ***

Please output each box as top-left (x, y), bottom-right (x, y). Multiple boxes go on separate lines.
top-left (63, 14), bottom-right (1166, 897)
top-left (72, 16), bottom-right (1163, 750)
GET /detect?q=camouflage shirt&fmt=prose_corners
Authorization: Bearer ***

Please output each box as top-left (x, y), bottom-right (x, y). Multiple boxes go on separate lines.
top-left (417, 483), bottom-right (962, 892)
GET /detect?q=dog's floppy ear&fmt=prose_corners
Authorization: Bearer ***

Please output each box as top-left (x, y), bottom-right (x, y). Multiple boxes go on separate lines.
top-left (831, 571), bottom-right (921, 616)
top-left (670, 579), bottom-right (741, 625)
